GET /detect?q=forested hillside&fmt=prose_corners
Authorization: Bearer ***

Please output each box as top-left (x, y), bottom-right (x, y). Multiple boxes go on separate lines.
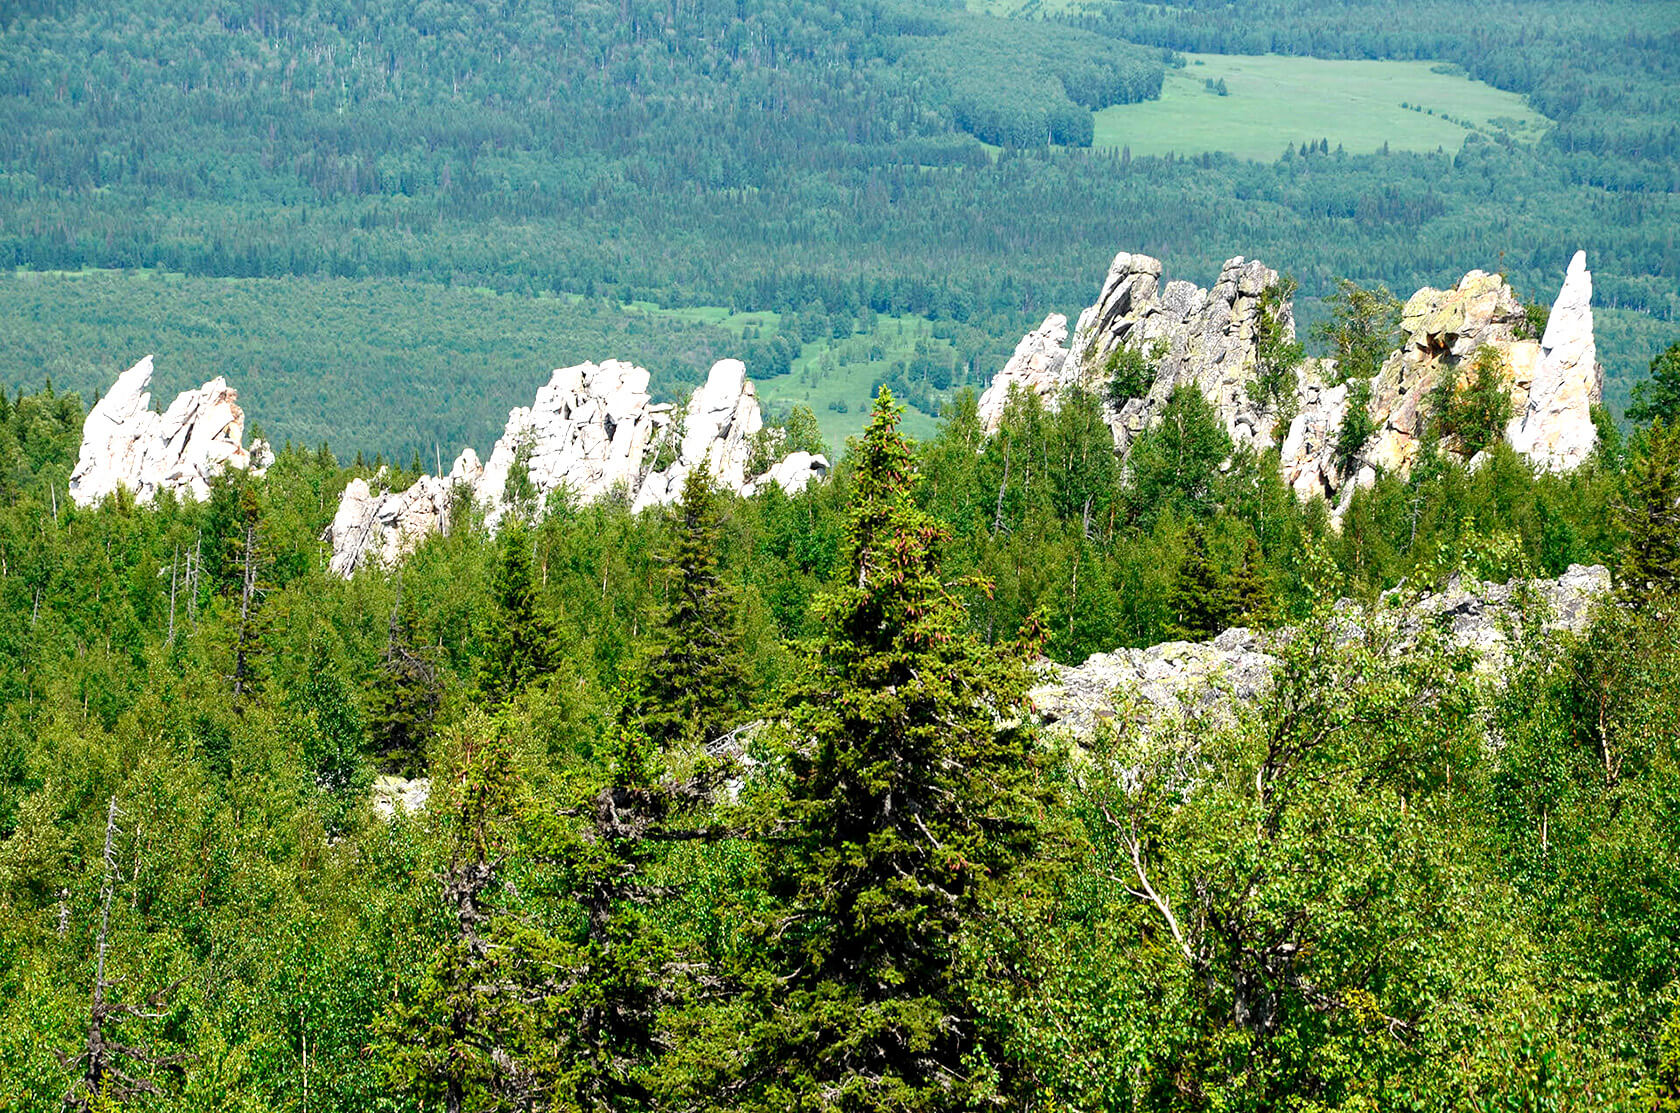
top-left (1, 0), bottom-right (1676, 456)
top-left (4, 364), bottom-right (1680, 1106)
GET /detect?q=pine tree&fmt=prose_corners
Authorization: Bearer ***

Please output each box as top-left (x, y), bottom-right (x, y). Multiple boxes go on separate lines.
top-left (1221, 532), bottom-right (1274, 629)
top-left (1168, 522), bottom-right (1226, 640)
top-left (753, 390), bottom-right (1045, 1111)
top-left (377, 721), bottom-right (549, 1112)
top-left (1629, 341), bottom-right (1680, 428)
top-left (1617, 419), bottom-right (1680, 600)
top-left (480, 521), bottom-right (557, 704)
top-left (639, 462), bottom-right (750, 750)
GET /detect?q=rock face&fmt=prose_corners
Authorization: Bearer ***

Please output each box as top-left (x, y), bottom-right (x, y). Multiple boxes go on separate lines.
top-left (1031, 564), bottom-right (1610, 738)
top-left (1280, 255), bottom-right (1603, 509)
top-left (1507, 251), bottom-right (1602, 471)
top-left (984, 248), bottom-right (1604, 515)
top-left (69, 355), bottom-right (263, 507)
top-left (325, 358), bottom-right (829, 575)
top-left (978, 252), bottom-right (1296, 454)
top-left (976, 314), bottom-right (1070, 431)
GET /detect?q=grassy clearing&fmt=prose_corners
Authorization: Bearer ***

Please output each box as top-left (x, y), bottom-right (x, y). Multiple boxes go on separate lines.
top-left (753, 319), bottom-right (956, 450)
top-left (1093, 52), bottom-right (1547, 160)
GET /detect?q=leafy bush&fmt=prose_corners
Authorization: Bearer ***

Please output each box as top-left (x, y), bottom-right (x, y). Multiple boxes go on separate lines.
top-left (1102, 340), bottom-right (1162, 409)
top-left (1313, 278), bottom-right (1402, 384)
top-left (1429, 345), bottom-right (1513, 456)
top-left (1334, 376), bottom-right (1376, 475)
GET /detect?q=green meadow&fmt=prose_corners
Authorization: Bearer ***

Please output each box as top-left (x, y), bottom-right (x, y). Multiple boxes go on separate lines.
top-left (1093, 52), bottom-right (1548, 160)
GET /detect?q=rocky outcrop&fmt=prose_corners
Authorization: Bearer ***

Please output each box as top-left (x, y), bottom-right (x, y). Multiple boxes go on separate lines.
top-left (325, 358), bottom-right (829, 575)
top-left (371, 775), bottom-right (431, 820)
top-left (323, 450), bottom-right (483, 577)
top-left (1278, 373), bottom-right (1348, 501)
top-left (1507, 251), bottom-right (1602, 471)
top-left (978, 252), bottom-right (1296, 453)
top-left (1031, 564), bottom-right (1610, 737)
top-left (1281, 255), bottom-right (1604, 508)
top-left (976, 314), bottom-right (1071, 431)
top-left (69, 355), bottom-right (264, 507)
top-left (986, 248), bottom-right (1604, 516)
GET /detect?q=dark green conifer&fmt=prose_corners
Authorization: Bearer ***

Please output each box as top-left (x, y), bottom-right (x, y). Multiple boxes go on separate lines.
top-left (1168, 522), bottom-right (1226, 640)
top-left (1617, 419), bottom-right (1680, 600)
top-left (480, 521), bottom-right (557, 704)
top-left (1629, 341), bottom-right (1680, 428)
top-left (639, 461), bottom-right (750, 750)
top-left (753, 390), bottom-right (1045, 1110)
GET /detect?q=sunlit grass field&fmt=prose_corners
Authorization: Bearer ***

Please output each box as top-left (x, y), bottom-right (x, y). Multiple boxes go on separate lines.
top-left (1093, 52), bottom-right (1548, 160)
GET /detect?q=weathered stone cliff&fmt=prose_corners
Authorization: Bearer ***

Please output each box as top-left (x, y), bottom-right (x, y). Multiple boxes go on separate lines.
top-left (68, 355), bottom-right (268, 507)
top-left (1031, 563), bottom-right (1610, 738)
top-left (323, 358), bottom-right (828, 575)
top-left (1281, 251), bottom-right (1603, 510)
top-left (979, 252), bottom-right (1295, 453)
top-left (985, 248), bottom-right (1603, 514)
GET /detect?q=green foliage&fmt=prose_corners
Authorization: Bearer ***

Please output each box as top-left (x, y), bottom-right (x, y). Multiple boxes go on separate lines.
top-left (1629, 342), bottom-right (1680, 428)
top-left (1431, 346), bottom-right (1516, 456)
top-left (1335, 375), bottom-right (1378, 475)
top-left (1313, 277), bottom-right (1404, 384)
top-left (1617, 420), bottom-right (1680, 599)
top-left (1102, 340), bottom-right (1162, 409)
top-left (638, 463), bottom-right (751, 750)
top-left (751, 390), bottom-right (1046, 1109)
top-left (1125, 383), bottom-right (1234, 527)
top-left (1250, 274), bottom-right (1306, 427)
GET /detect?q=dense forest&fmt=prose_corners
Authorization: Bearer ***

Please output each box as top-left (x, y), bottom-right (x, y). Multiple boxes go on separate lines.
top-left (2, 332), bottom-right (1680, 1105)
top-left (1, 0), bottom-right (1677, 456)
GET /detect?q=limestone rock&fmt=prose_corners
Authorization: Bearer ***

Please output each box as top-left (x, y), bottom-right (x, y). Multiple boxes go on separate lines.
top-left (1278, 367), bottom-right (1348, 501)
top-left (1507, 250), bottom-right (1602, 470)
top-left (476, 359), bottom-right (670, 528)
top-left (69, 355), bottom-right (258, 507)
top-left (978, 251), bottom-right (1295, 454)
top-left (752, 450), bottom-right (831, 497)
top-left (1031, 564), bottom-right (1610, 738)
top-left (371, 775), bottom-right (431, 820)
top-left (976, 313), bottom-right (1070, 431)
top-left (326, 357), bottom-right (824, 575)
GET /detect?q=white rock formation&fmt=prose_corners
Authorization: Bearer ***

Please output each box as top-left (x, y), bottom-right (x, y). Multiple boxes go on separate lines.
top-left (1279, 373), bottom-right (1349, 501)
top-left (985, 248), bottom-right (1605, 518)
top-left (977, 252), bottom-right (1296, 453)
top-left (476, 359), bottom-right (671, 528)
top-left (325, 358), bottom-right (829, 576)
top-left (1507, 250), bottom-right (1602, 470)
top-left (69, 355), bottom-right (261, 507)
top-left (1277, 254), bottom-right (1603, 512)
top-left (976, 314), bottom-right (1070, 431)
top-left (1032, 564), bottom-right (1610, 738)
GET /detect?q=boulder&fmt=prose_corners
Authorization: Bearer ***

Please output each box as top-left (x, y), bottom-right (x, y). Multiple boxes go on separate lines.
top-left (68, 355), bottom-right (258, 507)
top-left (1031, 564), bottom-right (1611, 738)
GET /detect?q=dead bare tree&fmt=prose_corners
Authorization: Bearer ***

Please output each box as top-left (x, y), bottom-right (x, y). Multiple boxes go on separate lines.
top-left (60, 797), bottom-right (184, 1111)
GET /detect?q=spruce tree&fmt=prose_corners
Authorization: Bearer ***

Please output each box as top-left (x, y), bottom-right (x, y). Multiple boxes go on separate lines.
top-left (1617, 419), bottom-right (1680, 600)
top-left (754, 390), bottom-right (1045, 1111)
top-left (639, 462), bottom-right (750, 750)
top-left (1168, 522), bottom-right (1226, 640)
top-left (481, 521), bottom-right (557, 704)
top-left (1628, 341), bottom-right (1680, 428)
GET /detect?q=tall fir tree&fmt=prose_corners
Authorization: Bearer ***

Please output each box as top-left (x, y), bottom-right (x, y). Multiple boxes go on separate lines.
top-left (639, 461), bottom-right (750, 750)
top-left (481, 520), bottom-right (558, 704)
top-left (1169, 523), bottom-right (1227, 640)
top-left (751, 390), bottom-right (1046, 1111)
top-left (1618, 419), bottom-right (1680, 600)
